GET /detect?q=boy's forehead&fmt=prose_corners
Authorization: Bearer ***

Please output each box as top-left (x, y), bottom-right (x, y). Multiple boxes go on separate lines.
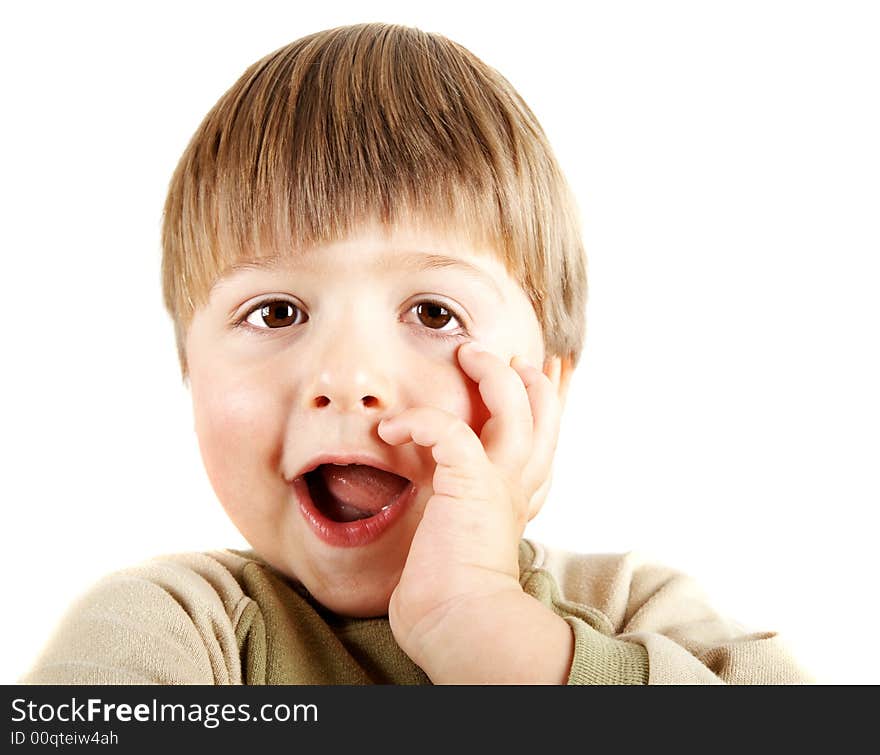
top-left (215, 227), bottom-right (512, 301)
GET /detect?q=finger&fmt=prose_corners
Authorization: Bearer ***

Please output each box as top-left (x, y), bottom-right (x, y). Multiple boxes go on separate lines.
top-left (510, 355), bottom-right (563, 496)
top-left (457, 342), bottom-right (533, 475)
top-left (378, 406), bottom-right (486, 471)
top-left (526, 470), bottom-right (553, 521)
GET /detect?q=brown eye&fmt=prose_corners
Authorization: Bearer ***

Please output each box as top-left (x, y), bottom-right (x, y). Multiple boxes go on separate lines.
top-left (245, 300), bottom-right (304, 329)
top-left (416, 302), bottom-right (454, 330)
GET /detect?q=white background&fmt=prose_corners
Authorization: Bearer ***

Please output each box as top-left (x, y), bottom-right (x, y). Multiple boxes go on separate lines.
top-left (1, 1), bottom-right (877, 684)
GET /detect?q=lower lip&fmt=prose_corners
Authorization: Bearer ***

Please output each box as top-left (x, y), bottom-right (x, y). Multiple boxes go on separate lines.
top-left (292, 477), bottom-right (417, 548)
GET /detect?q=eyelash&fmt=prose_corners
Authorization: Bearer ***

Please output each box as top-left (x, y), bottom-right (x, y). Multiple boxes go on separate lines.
top-left (235, 298), bottom-right (470, 342)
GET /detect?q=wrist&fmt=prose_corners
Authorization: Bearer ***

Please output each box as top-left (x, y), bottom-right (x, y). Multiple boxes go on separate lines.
top-left (404, 589), bottom-right (575, 684)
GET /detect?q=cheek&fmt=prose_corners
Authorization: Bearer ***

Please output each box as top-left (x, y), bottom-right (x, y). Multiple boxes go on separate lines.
top-left (412, 357), bottom-right (491, 436)
top-left (191, 374), bottom-right (285, 508)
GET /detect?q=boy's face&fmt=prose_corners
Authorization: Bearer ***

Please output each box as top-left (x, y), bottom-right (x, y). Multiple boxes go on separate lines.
top-left (185, 221), bottom-right (566, 617)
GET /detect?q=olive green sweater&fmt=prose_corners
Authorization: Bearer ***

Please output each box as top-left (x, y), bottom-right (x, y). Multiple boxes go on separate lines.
top-left (21, 539), bottom-right (810, 684)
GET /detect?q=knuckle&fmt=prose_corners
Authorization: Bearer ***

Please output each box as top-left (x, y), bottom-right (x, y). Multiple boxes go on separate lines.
top-left (503, 365), bottom-right (528, 392)
top-left (433, 465), bottom-right (485, 500)
top-left (527, 372), bottom-right (556, 402)
top-left (443, 416), bottom-right (476, 445)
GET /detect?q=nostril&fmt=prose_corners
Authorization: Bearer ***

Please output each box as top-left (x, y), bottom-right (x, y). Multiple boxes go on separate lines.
top-left (311, 395), bottom-right (379, 409)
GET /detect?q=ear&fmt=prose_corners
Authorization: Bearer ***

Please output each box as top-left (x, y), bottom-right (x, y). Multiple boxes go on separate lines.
top-left (542, 353), bottom-right (576, 410)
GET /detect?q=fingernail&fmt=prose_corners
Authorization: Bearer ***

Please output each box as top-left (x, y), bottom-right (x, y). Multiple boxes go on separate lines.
top-left (464, 341), bottom-right (487, 354)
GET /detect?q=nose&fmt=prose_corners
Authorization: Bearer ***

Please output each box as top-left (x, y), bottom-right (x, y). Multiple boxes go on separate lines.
top-left (301, 331), bottom-right (396, 415)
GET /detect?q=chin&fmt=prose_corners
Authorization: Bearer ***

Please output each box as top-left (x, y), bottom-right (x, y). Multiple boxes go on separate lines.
top-left (310, 575), bottom-right (398, 618)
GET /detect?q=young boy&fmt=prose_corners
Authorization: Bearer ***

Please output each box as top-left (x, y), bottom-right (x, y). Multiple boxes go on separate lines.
top-left (22, 22), bottom-right (808, 684)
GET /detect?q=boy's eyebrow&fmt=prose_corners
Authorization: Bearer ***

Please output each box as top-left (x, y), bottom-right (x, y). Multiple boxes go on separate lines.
top-left (385, 251), bottom-right (505, 301)
top-left (220, 250), bottom-right (506, 301)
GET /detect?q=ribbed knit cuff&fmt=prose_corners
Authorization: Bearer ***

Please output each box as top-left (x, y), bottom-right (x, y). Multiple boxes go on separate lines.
top-left (565, 616), bottom-right (649, 685)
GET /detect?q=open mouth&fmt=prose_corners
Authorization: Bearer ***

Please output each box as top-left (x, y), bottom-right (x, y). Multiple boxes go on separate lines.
top-left (302, 463), bottom-right (412, 523)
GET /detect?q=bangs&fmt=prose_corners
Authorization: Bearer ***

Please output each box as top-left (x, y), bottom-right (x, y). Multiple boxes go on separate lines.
top-left (162, 23), bottom-right (586, 371)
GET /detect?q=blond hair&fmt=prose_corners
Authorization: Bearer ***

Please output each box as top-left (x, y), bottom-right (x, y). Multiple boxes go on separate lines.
top-left (162, 22), bottom-right (587, 374)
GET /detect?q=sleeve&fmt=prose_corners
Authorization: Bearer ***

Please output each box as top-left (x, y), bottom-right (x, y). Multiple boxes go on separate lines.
top-left (615, 557), bottom-right (812, 684)
top-left (19, 552), bottom-right (252, 685)
top-left (523, 540), bottom-right (812, 685)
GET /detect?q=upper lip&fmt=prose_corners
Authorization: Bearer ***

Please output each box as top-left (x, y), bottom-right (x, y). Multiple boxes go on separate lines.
top-left (288, 452), bottom-right (415, 484)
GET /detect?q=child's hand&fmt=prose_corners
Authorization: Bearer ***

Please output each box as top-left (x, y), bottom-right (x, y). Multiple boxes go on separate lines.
top-left (377, 342), bottom-right (571, 683)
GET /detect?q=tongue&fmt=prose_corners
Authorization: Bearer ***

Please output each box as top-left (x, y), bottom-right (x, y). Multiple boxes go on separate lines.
top-left (315, 464), bottom-right (409, 520)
